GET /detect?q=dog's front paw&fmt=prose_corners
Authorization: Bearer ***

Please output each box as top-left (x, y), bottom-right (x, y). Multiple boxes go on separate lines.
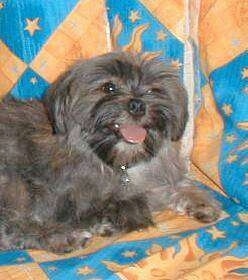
top-left (185, 200), bottom-right (220, 223)
top-left (170, 189), bottom-right (221, 223)
top-left (91, 218), bottom-right (117, 237)
top-left (45, 230), bottom-right (92, 254)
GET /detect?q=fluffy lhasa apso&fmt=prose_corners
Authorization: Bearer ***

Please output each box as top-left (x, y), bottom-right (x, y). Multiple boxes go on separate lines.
top-left (0, 52), bottom-right (220, 253)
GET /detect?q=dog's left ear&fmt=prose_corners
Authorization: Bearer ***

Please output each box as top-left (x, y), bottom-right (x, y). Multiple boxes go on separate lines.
top-left (44, 70), bottom-right (74, 134)
top-left (169, 85), bottom-right (188, 141)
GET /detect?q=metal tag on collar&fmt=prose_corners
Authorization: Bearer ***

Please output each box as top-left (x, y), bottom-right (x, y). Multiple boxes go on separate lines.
top-left (120, 165), bottom-right (130, 186)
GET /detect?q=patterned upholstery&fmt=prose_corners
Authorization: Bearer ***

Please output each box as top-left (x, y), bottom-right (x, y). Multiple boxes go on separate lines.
top-left (0, 0), bottom-right (247, 279)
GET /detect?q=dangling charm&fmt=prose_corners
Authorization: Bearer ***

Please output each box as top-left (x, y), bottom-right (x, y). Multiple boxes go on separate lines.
top-left (120, 165), bottom-right (130, 187)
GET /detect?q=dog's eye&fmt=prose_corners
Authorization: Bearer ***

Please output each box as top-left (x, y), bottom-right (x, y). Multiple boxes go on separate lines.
top-left (102, 82), bottom-right (117, 94)
top-left (147, 88), bottom-right (162, 94)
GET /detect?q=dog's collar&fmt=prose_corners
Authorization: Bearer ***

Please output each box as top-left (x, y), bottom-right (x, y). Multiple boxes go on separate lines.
top-left (119, 165), bottom-right (131, 187)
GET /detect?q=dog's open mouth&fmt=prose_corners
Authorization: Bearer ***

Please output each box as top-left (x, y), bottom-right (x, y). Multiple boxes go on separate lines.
top-left (114, 124), bottom-right (147, 144)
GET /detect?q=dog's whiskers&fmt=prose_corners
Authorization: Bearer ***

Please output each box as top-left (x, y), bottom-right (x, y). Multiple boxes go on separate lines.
top-left (94, 112), bottom-right (116, 129)
top-left (91, 137), bottom-right (112, 152)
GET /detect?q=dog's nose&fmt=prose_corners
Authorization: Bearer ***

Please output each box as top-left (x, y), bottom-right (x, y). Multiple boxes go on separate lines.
top-left (128, 99), bottom-right (146, 116)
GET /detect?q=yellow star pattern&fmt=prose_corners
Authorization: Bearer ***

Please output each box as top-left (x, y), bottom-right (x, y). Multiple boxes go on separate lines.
top-left (171, 59), bottom-right (182, 69)
top-left (222, 103), bottom-right (233, 116)
top-left (24, 18), bottom-right (41, 36)
top-left (233, 197), bottom-right (240, 204)
top-left (241, 67), bottom-right (248, 79)
top-left (129, 10), bottom-right (141, 23)
top-left (242, 158), bottom-right (248, 165)
top-left (122, 250), bottom-right (137, 258)
top-left (156, 30), bottom-right (167, 41)
top-left (0, 2), bottom-right (4, 9)
top-left (243, 173), bottom-right (248, 186)
top-left (16, 257), bottom-right (26, 263)
top-left (77, 266), bottom-right (94, 275)
top-left (226, 154), bottom-right (238, 163)
top-left (225, 134), bottom-right (237, 143)
top-left (238, 213), bottom-right (248, 223)
top-left (206, 226), bottom-right (226, 240)
top-left (237, 122), bottom-right (248, 130)
top-left (48, 266), bottom-right (57, 271)
top-left (243, 87), bottom-right (248, 94)
top-left (30, 77), bottom-right (38, 85)
top-left (231, 221), bottom-right (239, 226)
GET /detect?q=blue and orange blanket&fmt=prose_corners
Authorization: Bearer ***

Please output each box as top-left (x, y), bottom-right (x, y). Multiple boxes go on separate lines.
top-left (0, 0), bottom-right (247, 279)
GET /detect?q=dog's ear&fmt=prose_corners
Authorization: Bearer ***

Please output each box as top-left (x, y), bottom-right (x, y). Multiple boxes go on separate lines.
top-left (169, 85), bottom-right (188, 142)
top-left (44, 70), bottom-right (73, 134)
top-left (145, 58), bottom-right (188, 142)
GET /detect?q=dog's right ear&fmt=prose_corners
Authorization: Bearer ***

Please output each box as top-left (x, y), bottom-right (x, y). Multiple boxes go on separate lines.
top-left (44, 71), bottom-right (73, 134)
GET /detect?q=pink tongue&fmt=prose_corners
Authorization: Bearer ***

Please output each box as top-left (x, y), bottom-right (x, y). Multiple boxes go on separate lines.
top-left (119, 124), bottom-right (147, 144)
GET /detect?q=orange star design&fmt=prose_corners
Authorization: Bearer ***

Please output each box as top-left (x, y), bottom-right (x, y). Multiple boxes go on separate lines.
top-left (241, 68), bottom-right (248, 79)
top-left (222, 104), bottom-right (233, 116)
top-left (225, 134), bottom-right (237, 143)
top-left (129, 10), bottom-right (141, 23)
top-left (156, 30), bottom-right (167, 41)
top-left (206, 226), bottom-right (226, 240)
top-left (24, 18), bottom-right (41, 36)
top-left (77, 266), bottom-right (94, 275)
top-left (122, 250), bottom-right (137, 258)
top-left (226, 154), bottom-right (238, 163)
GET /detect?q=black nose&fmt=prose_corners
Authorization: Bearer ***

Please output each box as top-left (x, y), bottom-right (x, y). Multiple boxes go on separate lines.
top-left (128, 99), bottom-right (146, 116)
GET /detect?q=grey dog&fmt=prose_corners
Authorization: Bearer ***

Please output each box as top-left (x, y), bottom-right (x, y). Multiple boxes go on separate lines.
top-left (0, 52), bottom-right (220, 253)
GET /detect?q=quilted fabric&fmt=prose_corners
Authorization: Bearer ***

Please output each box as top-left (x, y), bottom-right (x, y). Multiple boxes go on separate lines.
top-left (191, 0), bottom-right (248, 207)
top-left (0, 0), bottom-right (247, 279)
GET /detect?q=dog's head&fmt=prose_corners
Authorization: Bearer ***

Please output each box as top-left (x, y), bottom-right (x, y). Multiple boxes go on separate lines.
top-left (45, 52), bottom-right (188, 167)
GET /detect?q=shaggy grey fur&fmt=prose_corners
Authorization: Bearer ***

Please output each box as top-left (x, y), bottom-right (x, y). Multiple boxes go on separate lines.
top-left (0, 52), bottom-right (221, 253)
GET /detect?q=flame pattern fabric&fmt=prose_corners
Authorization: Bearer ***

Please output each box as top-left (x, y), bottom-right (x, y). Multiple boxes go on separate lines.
top-left (0, 0), bottom-right (247, 279)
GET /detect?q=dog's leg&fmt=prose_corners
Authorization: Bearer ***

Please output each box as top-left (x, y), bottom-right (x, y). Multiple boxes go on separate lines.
top-left (0, 220), bottom-right (92, 253)
top-left (0, 171), bottom-right (91, 253)
top-left (168, 183), bottom-right (221, 223)
top-left (89, 196), bottom-right (154, 236)
top-left (55, 182), bottom-right (154, 237)
top-left (98, 194), bottom-right (154, 234)
top-left (0, 171), bottom-right (41, 250)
